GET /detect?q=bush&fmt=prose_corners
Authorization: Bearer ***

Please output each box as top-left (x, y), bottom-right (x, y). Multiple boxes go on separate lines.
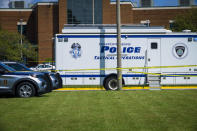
top-left (0, 29), bottom-right (37, 63)
top-left (173, 8), bottom-right (197, 32)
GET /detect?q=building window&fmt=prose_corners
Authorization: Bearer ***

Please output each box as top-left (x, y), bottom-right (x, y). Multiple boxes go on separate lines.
top-left (179, 0), bottom-right (191, 6)
top-left (140, 0), bottom-right (153, 7)
top-left (67, 0), bottom-right (102, 24)
top-left (17, 21), bottom-right (27, 35)
top-left (9, 1), bottom-right (25, 9)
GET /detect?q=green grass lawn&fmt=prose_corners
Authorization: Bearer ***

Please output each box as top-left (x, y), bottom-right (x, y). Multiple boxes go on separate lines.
top-left (0, 90), bottom-right (197, 131)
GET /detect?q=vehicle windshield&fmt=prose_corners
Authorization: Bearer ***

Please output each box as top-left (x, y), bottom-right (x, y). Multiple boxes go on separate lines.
top-left (5, 63), bottom-right (32, 71)
top-left (0, 63), bottom-right (16, 71)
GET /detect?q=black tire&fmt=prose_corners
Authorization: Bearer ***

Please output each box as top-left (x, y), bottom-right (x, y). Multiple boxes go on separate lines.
top-left (104, 76), bottom-right (119, 90)
top-left (16, 82), bottom-right (35, 98)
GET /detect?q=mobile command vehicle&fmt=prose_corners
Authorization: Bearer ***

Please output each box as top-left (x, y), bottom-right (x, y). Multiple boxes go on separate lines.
top-left (0, 62), bottom-right (52, 97)
top-left (55, 25), bottom-right (197, 90)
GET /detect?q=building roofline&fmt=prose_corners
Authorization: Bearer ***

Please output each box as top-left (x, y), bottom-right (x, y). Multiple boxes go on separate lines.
top-left (110, 1), bottom-right (197, 9)
top-left (0, 8), bottom-right (33, 11)
top-left (31, 2), bottom-right (58, 8)
top-left (37, 2), bottom-right (58, 5)
top-left (110, 1), bottom-right (136, 7)
top-left (133, 6), bottom-right (197, 10)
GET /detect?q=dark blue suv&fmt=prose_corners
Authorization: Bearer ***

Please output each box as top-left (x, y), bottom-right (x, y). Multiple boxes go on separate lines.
top-left (2, 62), bottom-right (62, 90)
top-left (0, 62), bottom-right (52, 97)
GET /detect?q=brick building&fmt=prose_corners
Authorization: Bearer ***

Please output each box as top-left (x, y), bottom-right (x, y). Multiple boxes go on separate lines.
top-left (0, 0), bottom-right (196, 61)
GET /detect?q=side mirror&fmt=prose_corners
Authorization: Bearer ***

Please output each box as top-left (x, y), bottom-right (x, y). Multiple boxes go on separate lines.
top-left (0, 69), bottom-right (5, 74)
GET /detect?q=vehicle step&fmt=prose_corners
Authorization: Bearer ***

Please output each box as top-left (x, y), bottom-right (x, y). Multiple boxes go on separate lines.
top-left (149, 80), bottom-right (160, 85)
top-left (148, 77), bottom-right (160, 81)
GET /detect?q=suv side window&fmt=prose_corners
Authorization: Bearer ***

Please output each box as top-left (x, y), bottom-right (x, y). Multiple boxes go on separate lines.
top-left (38, 65), bottom-right (44, 68)
top-left (45, 65), bottom-right (51, 68)
top-left (0, 65), bottom-right (6, 74)
top-left (0, 65), bottom-right (6, 71)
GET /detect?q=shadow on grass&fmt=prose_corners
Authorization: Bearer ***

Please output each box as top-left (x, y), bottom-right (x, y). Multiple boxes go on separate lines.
top-left (36, 94), bottom-right (50, 98)
top-left (0, 93), bottom-right (50, 99)
top-left (0, 93), bottom-right (15, 98)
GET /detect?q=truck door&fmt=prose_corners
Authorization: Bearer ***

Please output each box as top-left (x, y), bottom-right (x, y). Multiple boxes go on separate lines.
top-left (147, 39), bottom-right (161, 73)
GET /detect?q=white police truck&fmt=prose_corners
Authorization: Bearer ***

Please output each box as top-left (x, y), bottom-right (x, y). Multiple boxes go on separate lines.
top-left (55, 25), bottom-right (197, 90)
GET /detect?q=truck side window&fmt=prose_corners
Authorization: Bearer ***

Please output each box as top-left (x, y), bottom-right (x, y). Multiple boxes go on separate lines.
top-left (64, 38), bottom-right (68, 42)
top-left (151, 42), bottom-right (158, 49)
top-left (58, 38), bottom-right (63, 42)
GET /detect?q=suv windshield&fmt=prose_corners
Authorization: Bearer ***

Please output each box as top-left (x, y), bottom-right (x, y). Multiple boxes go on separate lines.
top-left (0, 63), bottom-right (16, 71)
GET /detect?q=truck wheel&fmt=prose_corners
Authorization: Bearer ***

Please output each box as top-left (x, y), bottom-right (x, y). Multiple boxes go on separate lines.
top-left (104, 76), bottom-right (119, 90)
top-left (16, 82), bottom-right (35, 98)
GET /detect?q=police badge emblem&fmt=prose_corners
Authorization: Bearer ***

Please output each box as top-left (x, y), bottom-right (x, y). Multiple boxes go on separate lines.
top-left (172, 43), bottom-right (188, 59)
top-left (175, 46), bottom-right (185, 57)
top-left (70, 43), bottom-right (82, 59)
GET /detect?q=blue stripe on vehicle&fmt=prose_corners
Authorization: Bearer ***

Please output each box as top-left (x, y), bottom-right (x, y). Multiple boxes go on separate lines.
top-left (161, 74), bottom-right (197, 77)
top-left (60, 74), bottom-right (146, 78)
top-left (60, 74), bottom-right (197, 78)
top-left (61, 75), bottom-right (105, 77)
top-left (57, 35), bottom-right (197, 38)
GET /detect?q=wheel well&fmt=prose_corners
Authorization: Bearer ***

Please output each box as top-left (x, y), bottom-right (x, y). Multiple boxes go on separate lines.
top-left (14, 80), bottom-right (38, 95)
top-left (103, 74), bottom-right (125, 86)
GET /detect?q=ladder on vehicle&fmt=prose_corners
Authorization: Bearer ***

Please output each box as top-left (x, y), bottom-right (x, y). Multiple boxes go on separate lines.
top-left (147, 74), bottom-right (161, 90)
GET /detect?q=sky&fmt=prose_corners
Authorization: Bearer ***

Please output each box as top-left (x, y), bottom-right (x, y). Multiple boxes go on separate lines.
top-left (0, 0), bottom-right (58, 8)
top-left (0, 0), bottom-right (197, 8)
top-left (154, 0), bottom-right (178, 6)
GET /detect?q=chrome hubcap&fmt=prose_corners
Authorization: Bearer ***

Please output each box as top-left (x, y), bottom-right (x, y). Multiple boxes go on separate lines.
top-left (108, 79), bottom-right (118, 90)
top-left (19, 85), bottom-right (32, 97)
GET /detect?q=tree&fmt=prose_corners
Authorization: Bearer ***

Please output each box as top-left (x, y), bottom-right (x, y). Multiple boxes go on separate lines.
top-left (0, 29), bottom-right (37, 63)
top-left (172, 8), bottom-right (197, 32)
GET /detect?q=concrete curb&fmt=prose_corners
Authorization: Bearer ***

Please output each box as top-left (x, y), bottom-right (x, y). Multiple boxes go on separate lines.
top-left (55, 86), bottom-right (197, 91)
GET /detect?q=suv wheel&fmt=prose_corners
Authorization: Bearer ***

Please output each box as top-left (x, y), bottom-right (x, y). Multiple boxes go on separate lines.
top-left (16, 82), bottom-right (35, 98)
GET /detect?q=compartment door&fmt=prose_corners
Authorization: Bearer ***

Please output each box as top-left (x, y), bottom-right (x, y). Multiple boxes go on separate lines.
top-left (147, 39), bottom-right (161, 73)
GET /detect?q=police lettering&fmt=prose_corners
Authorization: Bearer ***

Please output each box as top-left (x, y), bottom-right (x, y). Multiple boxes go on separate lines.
top-left (101, 46), bottom-right (141, 53)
